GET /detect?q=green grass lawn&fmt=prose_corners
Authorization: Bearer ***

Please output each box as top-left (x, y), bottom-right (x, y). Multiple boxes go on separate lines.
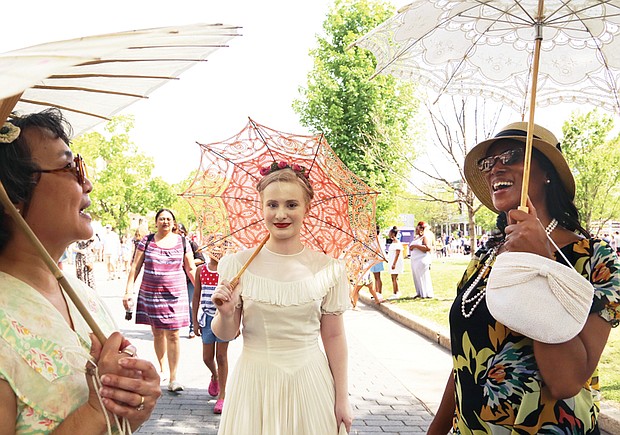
top-left (376, 255), bottom-right (620, 406)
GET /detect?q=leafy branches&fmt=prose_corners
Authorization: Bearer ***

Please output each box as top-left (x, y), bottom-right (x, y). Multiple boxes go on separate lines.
top-left (562, 110), bottom-right (620, 233)
top-left (293, 0), bottom-right (420, 225)
top-left (71, 115), bottom-right (176, 231)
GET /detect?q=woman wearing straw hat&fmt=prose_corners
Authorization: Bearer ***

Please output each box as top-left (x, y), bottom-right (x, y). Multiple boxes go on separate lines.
top-left (0, 109), bottom-right (161, 434)
top-left (428, 122), bottom-right (620, 434)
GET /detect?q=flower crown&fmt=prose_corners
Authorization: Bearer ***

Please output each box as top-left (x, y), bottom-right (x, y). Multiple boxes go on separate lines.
top-left (259, 161), bottom-right (310, 179)
top-left (0, 121), bottom-right (20, 144)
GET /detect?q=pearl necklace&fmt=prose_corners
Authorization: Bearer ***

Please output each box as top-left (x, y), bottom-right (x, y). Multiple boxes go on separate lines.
top-left (460, 218), bottom-right (558, 318)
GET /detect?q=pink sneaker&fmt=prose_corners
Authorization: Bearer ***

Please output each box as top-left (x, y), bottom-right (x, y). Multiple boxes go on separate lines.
top-left (208, 377), bottom-right (220, 397)
top-left (213, 399), bottom-right (224, 414)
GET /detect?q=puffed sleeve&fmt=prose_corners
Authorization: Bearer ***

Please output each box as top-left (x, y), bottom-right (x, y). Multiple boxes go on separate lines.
top-left (589, 240), bottom-right (620, 327)
top-left (216, 253), bottom-right (241, 283)
top-left (321, 259), bottom-right (352, 315)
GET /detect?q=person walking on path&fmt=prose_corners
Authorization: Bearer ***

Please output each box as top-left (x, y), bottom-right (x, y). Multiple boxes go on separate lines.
top-left (350, 269), bottom-right (383, 309)
top-left (176, 222), bottom-right (205, 339)
top-left (102, 224), bottom-right (121, 280)
top-left (408, 221), bottom-right (434, 299)
top-left (428, 122), bottom-right (620, 434)
top-left (211, 162), bottom-right (353, 434)
top-left (192, 251), bottom-right (231, 414)
top-left (370, 225), bottom-right (385, 295)
top-left (387, 227), bottom-right (403, 300)
top-left (74, 237), bottom-right (96, 289)
top-left (124, 208), bottom-right (196, 393)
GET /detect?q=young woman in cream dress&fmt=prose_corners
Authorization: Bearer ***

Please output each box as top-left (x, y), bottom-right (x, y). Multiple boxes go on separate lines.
top-left (211, 164), bottom-right (353, 434)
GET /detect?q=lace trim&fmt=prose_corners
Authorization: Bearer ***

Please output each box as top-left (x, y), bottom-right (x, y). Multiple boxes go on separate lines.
top-left (263, 246), bottom-right (306, 257)
top-left (240, 267), bottom-right (335, 306)
top-left (218, 253), bottom-right (351, 310)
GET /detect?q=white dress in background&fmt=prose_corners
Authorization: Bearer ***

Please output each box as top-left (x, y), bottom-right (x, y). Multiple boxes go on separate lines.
top-left (216, 247), bottom-right (351, 435)
top-left (409, 235), bottom-right (434, 298)
top-left (387, 240), bottom-right (404, 274)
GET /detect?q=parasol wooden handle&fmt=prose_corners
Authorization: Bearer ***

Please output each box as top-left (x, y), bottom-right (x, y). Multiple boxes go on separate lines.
top-left (519, 13), bottom-right (544, 214)
top-left (213, 234), bottom-right (270, 306)
top-left (0, 181), bottom-right (107, 344)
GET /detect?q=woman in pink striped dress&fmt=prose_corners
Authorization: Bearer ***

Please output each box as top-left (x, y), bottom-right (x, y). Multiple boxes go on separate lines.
top-left (124, 208), bottom-right (196, 392)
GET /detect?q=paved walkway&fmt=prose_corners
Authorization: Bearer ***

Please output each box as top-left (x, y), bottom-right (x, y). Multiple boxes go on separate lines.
top-left (68, 261), bottom-right (617, 434)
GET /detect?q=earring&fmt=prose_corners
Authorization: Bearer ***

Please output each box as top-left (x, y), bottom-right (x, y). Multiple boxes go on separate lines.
top-left (545, 179), bottom-right (551, 184)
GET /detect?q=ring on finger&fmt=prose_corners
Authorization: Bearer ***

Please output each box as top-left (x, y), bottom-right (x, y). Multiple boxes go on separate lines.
top-left (136, 395), bottom-right (145, 411)
top-left (120, 346), bottom-right (136, 357)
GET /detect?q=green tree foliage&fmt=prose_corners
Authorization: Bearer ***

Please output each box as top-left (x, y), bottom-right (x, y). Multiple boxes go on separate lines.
top-left (171, 170), bottom-right (200, 232)
top-left (561, 110), bottom-right (620, 232)
top-left (293, 0), bottom-right (420, 222)
top-left (71, 116), bottom-right (176, 232)
top-left (396, 187), bottom-right (458, 229)
top-left (474, 206), bottom-right (498, 232)
top-left (388, 97), bottom-right (506, 250)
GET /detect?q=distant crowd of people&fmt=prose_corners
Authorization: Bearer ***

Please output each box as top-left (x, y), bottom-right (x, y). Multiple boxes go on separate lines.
top-left (603, 231), bottom-right (620, 255)
top-left (350, 222), bottom-right (436, 304)
top-left (62, 223), bottom-right (136, 285)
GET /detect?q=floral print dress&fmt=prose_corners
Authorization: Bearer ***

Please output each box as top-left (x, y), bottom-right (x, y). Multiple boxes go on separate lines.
top-left (0, 273), bottom-right (116, 434)
top-left (449, 238), bottom-right (620, 434)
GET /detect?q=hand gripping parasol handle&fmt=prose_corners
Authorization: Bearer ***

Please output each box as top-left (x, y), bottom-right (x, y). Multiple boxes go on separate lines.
top-left (213, 234), bottom-right (270, 306)
top-left (0, 181), bottom-right (108, 344)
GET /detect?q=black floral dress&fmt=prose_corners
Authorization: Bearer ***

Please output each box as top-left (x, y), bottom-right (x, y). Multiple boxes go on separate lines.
top-left (75, 239), bottom-right (96, 289)
top-left (449, 238), bottom-right (620, 434)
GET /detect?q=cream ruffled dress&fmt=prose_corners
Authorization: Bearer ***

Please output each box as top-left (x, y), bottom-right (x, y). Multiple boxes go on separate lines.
top-left (216, 246), bottom-right (351, 435)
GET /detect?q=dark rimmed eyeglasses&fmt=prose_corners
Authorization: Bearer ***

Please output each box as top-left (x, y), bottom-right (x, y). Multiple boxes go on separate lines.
top-left (33, 154), bottom-right (88, 185)
top-left (477, 148), bottom-right (524, 173)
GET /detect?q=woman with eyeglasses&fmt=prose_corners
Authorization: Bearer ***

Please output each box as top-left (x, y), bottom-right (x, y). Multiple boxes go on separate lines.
top-left (0, 109), bottom-right (161, 434)
top-left (428, 122), bottom-right (620, 434)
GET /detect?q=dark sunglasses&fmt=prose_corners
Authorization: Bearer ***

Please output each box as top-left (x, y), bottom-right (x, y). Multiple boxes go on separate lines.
top-left (477, 148), bottom-right (524, 173)
top-left (33, 154), bottom-right (88, 185)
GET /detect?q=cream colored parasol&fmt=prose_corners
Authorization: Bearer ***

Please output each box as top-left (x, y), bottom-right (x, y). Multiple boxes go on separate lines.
top-left (0, 23), bottom-right (241, 342)
top-left (353, 0), bottom-right (620, 210)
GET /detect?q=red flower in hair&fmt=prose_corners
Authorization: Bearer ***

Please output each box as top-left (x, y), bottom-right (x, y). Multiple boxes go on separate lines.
top-left (259, 160), bottom-right (311, 180)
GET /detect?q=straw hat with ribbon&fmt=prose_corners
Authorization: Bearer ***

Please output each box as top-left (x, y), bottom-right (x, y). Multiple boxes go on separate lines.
top-left (464, 122), bottom-right (575, 214)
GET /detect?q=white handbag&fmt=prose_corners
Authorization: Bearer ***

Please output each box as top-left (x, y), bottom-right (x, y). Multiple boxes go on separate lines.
top-left (486, 251), bottom-right (594, 344)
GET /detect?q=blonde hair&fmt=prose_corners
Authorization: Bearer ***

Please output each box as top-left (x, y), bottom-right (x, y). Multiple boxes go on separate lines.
top-left (256, 168), bottom-right (314, 205)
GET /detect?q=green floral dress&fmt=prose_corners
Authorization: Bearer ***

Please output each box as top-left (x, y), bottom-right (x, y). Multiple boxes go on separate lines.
top-left (450, 238), bottom-right (620, 434)
top-left (0, 272), bottom-right (116, 434)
